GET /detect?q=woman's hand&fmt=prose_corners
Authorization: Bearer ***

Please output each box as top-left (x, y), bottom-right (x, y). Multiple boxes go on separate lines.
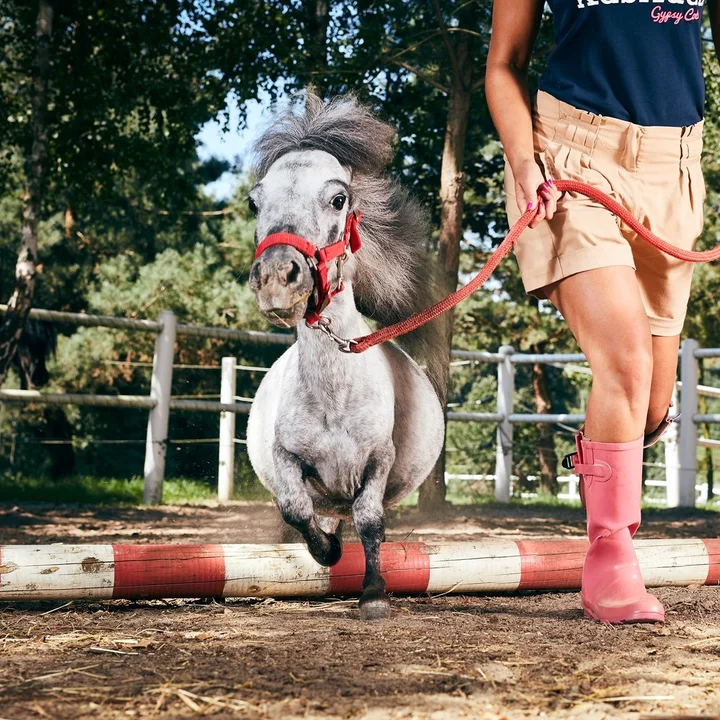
top-left (513, 157), bottom-right (561, 229)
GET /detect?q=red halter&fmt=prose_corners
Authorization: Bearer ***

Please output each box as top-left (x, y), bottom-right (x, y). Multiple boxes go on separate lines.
top-left (254, 211), bottom-right (363, 325)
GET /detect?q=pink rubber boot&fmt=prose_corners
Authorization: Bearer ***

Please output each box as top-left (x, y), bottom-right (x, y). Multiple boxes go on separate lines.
top-left (569, 432), bottom-right (665, 624)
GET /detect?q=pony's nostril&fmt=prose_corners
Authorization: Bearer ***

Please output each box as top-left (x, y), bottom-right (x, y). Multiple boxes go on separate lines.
top-left (249, 262), bottom-right (262, 289)
top-left (281, 260), bottom-right (301, 287)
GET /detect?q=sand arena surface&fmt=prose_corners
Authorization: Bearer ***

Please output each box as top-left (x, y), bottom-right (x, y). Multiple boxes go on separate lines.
top-left (1, 501), bottom-right (718, 719)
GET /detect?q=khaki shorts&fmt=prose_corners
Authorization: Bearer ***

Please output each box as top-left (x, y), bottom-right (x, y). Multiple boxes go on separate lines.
top-left (505, 91), bottom-right (706, 336)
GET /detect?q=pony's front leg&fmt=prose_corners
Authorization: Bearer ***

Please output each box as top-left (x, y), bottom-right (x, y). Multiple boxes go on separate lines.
top-left (353, 450), bottom-right (395, 621)
top-left (273, 443), bottom-right (342, 567)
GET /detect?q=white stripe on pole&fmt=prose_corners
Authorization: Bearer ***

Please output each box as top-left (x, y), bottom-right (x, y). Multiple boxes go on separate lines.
top-left (0, 545), bottom-right (115, 600)
top-left (425, 540), bottom-right (522, 593)
top-left (144, 310), bottom-right (177, 505)
top-left (218, 357), bottom-right (237, 502)
top-left (222, 544), bottom-right (329, 597)
top-left (635, 539), bottom-right (710, 587)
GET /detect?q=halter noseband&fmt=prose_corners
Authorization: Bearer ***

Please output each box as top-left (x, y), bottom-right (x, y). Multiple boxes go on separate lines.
top-left (254, 211), bottom-right (362, 325)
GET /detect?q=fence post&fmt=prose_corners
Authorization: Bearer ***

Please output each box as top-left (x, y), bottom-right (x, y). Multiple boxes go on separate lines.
top-left (143, 310), bottom-right (177, 505)
top-left (678, 338), bottom-right (699, 508)
top-left (218, 356), bottom-right (237, 502)
top-left (665, 383), bottom-right (681, 507)
top-left (495, 345), bottom-right (514, 503)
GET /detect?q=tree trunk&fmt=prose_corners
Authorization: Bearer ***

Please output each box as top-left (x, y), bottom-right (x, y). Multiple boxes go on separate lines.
top-left (532, 358), bottom-right (558, 495)
top-left (0, 0), bottom-right (53, 387)
top-left (417, 31), bottom-right (472, 514)
top-left (303, 0), bottom-right (329, 72)
top-left (64, 202), bottom-right (75, 239)
top-left (706, 442), bottom-right (714, 500)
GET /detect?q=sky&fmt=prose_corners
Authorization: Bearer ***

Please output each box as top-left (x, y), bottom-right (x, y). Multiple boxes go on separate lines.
top-left (195, 93), bottom-right (270, 200)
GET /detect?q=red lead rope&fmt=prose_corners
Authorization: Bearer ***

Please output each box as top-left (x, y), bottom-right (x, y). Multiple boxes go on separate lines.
top-left (349, 179), bottom-right (720, 354)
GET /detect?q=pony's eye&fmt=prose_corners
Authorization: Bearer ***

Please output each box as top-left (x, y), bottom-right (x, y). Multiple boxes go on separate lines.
top-left (247, 197), bottom-right (258, 216)
top-left (331, 194), bottom-right (346, 211)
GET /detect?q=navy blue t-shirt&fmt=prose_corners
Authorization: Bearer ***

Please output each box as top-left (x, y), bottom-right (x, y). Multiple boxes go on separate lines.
top-left (539, 0), bottom-right (706, 127)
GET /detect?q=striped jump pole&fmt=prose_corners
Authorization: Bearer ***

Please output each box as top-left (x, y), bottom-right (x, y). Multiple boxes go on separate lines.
top-left (1, 539), bottom-right (718, 602)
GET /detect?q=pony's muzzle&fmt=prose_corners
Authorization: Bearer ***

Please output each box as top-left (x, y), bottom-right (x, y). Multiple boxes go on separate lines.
top-left (250, 245), bottom-right (314, 326)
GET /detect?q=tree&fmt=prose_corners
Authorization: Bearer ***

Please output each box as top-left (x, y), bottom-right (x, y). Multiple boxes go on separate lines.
top-left (0, 0), bottom-right (53, 386)
top-left (682, 41), bottom-right (720, 499)
top-left (206, 0), bottom-right (563, 509)
top-left (0, 0), bottom-right (286, 344)
top-left (8, 187), bottom-right (285, 480)
top-left (6, 0), bottom-right (715, 499)
top-left (332, 0), bottom-right (557, 507)
top-left (0, 0), bottom-right (290, 478)
top-left (388, 0), bottom-right (491, 510)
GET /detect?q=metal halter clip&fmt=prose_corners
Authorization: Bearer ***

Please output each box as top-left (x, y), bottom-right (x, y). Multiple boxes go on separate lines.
top-left (336, 251), bottom-right (348, 291)
top-left (308, 316), bottom-right (357, 354)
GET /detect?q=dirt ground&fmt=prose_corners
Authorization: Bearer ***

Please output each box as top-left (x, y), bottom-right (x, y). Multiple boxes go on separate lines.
top-left (1, 501), bottom-right (719, 719)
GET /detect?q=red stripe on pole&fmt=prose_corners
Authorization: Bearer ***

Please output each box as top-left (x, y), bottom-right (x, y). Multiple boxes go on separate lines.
top-left (516, 539), bottom-right (588, 591)
top-left (703, 539), bottom-right (720, 586)
top-left (329, 542), bottom-right (431, 595)
top-left (112, 545), bottom-right (226, 599)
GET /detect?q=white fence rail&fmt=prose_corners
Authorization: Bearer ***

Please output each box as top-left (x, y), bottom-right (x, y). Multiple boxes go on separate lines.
top-left (2, 307), bottom-right (718, 507)
top-left (445, 474), bottom-right (712, 506)
top-left (1, 306), bottom-right (265, 505)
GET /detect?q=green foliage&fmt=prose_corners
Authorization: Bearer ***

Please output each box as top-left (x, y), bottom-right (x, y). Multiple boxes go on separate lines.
top-left (90, 245), bottom-right (255, 328)
top-left (1, 0), bottom-right (225, 202)
top-left (2, 1), bottom-right (719, 498)
top-left (0, 473), bottom-right (268, 505)
top-left (3, 187), bottom-right (286, 481)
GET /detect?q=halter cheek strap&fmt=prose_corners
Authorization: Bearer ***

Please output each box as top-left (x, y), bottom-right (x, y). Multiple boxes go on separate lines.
top-left (254, 211), bottom-right (362, 325)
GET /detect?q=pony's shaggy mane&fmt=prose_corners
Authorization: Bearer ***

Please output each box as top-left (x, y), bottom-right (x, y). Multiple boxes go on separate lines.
top-left (252, 91), bottom-right (449, 398)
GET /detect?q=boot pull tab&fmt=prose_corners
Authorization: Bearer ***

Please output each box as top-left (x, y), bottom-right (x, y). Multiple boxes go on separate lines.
top-left (562, 452), bottom-right (612, 481)
top-left (562, 452), bottom-right (577, 472)
top-left (573, 461), bottom-right (612, 481)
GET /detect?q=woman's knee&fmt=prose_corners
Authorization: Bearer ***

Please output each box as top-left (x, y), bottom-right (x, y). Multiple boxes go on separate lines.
top-left (592, 338), bottom-right (654, 403)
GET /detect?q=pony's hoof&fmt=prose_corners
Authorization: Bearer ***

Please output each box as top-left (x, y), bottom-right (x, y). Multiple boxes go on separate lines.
top-left (324, 533), bottom-right (342, 566)
top-left (359, 595), bottom-right (391, 621)
top-left (310, 533), bottom-right (342, 567)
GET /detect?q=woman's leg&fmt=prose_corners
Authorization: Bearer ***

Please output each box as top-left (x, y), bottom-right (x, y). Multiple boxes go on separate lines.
top-left (545, 262), bottom-right (677, 437)
top-left (545, 266), bottom-right (653, 442)
top-left (546, 266), bottom-right (664, 623)
top-left (647, 335), bottom-right (680, 436)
